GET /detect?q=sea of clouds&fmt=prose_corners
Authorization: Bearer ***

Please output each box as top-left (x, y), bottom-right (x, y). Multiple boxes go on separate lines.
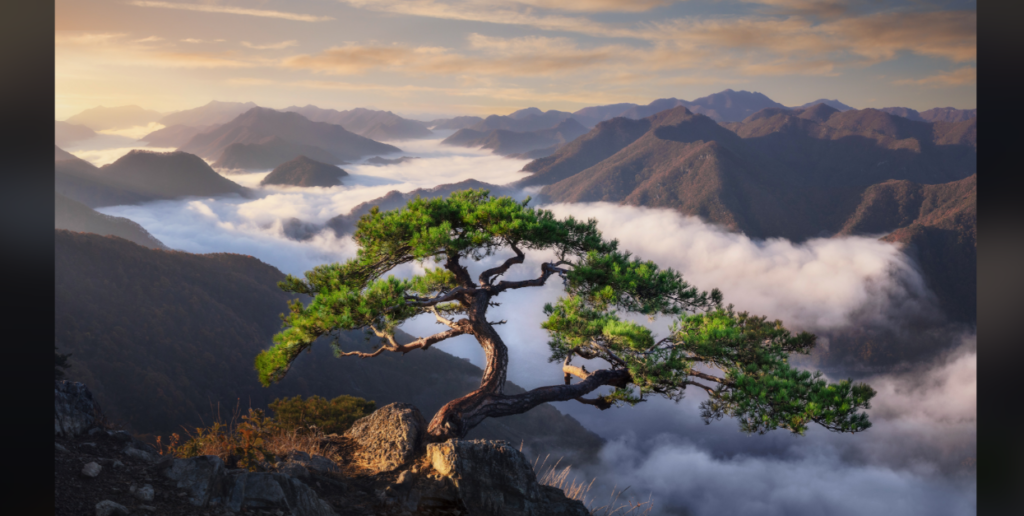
top-left (83, 134), bottom-right (974, 516)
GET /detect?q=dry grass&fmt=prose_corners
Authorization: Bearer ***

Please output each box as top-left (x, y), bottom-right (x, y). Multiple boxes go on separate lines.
top-left (530, 450), bottom-right (654, 516)
top-left (155, 400), bottom-right (342, 467)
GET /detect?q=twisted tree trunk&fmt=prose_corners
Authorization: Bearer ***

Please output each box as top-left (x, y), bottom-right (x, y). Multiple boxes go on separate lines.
top-left (424, 285), bottom-right (631, 442)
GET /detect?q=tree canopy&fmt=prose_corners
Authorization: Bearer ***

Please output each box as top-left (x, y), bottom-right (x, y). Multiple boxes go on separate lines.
top-left (256, 189), bottom-right (875, 441)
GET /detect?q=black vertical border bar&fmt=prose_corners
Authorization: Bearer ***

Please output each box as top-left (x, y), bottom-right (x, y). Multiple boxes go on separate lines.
top-left (978, 2), bottom-right (1024, 515)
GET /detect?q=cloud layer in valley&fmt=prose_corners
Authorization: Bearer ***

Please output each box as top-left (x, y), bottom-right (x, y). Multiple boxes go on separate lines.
top-left (89, 137), bottom-right (974, 516)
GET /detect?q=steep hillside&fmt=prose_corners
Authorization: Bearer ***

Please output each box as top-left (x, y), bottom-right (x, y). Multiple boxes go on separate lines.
top-left (516, 117), bottom-right (651, 189)
top-left (537, 106), bottom-right (976, 241)
top-left (212, 136), bottom-right (341, 171)
top-left (179, 107), bottom-right (400, 163)
top-left (260, 156), bottom-right (348, 187)
top-left (55, 193), bottom-right (167, 249)
top-left (54, 230), bottom-right (605, 462)
top-left (55, 154), bottom-right (156, 208)
top-left (839, 175), bottom-right (976, 323)
top-left (55, 121), bottom-right (96, 147)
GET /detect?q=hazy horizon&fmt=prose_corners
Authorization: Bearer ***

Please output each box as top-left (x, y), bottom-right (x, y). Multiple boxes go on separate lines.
top-left (56, 0), bottom-right (976, 120)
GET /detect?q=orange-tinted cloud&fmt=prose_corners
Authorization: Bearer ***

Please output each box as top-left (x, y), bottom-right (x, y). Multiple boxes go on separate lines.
top-left (894, 67), bottom-right (976, 87)
top-left (129, 1), bottom-right (334, 23)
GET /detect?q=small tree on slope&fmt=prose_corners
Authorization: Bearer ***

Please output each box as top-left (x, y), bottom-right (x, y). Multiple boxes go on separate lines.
top-left (256, 190), bottom-right (875, 442)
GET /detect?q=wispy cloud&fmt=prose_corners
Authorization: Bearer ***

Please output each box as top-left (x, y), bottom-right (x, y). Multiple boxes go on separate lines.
top-left (133, 36), bottom-right (164, 43)
top-left (894, 67), bottom-right (976, 87)
top-left (129, 1), bottom-right (334, 23)
top-left (282, 35), bottom-right (630, 77)
top-left (242, 40), bottom-right (299, 50)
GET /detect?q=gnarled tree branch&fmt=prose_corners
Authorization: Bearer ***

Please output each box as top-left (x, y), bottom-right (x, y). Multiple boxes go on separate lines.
top-left (479, 243), bottom-right (524, 286)
top-left (494, 262), bottom-right (570, 293)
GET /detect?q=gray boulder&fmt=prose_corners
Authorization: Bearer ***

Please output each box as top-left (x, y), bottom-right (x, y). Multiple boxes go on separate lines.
top-left (94, 500), bottom-right (128, 516)
top-left (427, 439), bottom-right (589, 516)
top-left (161, 455), bottom-right (226, 506)
top-left (131, 483), bottom-right (155, 502)
top-left (81, 462), bottom-right (102, 478)
top-left (159, 455), bottom-right (336, 516)
top-left (282, 450), bottom-right (340, 476)
top-left (55, 381), bottom-right (99, 437)
top-left (344, 402), bottom-right (427, 474)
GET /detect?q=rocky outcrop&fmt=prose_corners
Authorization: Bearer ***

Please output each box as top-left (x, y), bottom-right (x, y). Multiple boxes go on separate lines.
top-left (55, 381), bottom-right (100, 437)
top-left (345, 402), bottom-right (427, 474)
top-left (159, 455), bottom-right (336, 516)
top-left (428, 439), bottom-right (589, 516)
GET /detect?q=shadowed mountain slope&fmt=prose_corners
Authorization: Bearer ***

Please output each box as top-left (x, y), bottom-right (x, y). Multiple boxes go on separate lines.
top-left (55, 153), bottom-right (156, 208)
top-left (54, 230), bottom-right (604, 463)
top-left (428, 116), bottom-right (484, 131)
top-left (55, 193), bottom-right (167, 249)
top-left (212, 136), bottom-right (340, 171)
top-left (140, 124), bottom-right (216, 149)
top-left (469, 109), bottom-right (574, 133)
top-left (180, 107), bottom-right (400, 164)
top-left (442, 118), bottom-right (589, 158)
top-left (99, 150), bottom-right (248, 199)
top-left (536, 106), bottom-right (976, 241)
top-left (260, 156), bottom-right (348, 187)
top-left (55, 121), bottom-right (97, 147)
top-left (841, 175), bottom-right (976, 323)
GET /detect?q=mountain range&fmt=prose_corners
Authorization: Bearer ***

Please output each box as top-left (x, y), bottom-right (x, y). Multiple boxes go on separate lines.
top-left (519, 104), bottom-right (975, 326)
top-left (55, 230), bottom-right (604, 463)
top-left (442, 118), bottom-right (590, 159)
top-left (159, 100), bottom-right (260, 127)
top-left (282, 105), bottom-right (433, 141)
top-left (55, 147), bottom-right (247, 207)
top-left (64, 105), bottom-right (163, 131)
top-left (179, 107), bottom-right (401, 169)
top-left (55, 193), bottom-right (167, 250)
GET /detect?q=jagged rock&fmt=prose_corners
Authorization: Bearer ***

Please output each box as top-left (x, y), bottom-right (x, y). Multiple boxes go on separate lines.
top-left (283, 451), bottom-right (340, 475)
top-left (160, 455), bottom-right (226, 506)
top-left (344, 402), bottom-right (427, 474)
top-left (278, 462), bottom-right (310, 480)
top-left (220, 470), bottom-right (336, 516)
top-left (88, 427), bottom-right (102, 435)
top-left (131, 483), bottom-right (155, 502)
top-left (160, 455), bottom-right (336, 515)
top-left (123, 445), bottom-right (157, 462)
top-left (94, 500), bottom-right (128, 516)
top-left (55, 380), bottom-right (99, 437)
top-left (427, 439), bottom-right (589, 516)
top-left (81, 461), bottom-right (102, 478)
top-left (81, 442), bottom-right (97, 448)
top-left (55, 442), bottom-right (68, 453)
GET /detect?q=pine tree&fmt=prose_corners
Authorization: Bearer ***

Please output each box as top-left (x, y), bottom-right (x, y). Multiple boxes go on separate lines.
top-left (257, 190), bottom-right (875, 441)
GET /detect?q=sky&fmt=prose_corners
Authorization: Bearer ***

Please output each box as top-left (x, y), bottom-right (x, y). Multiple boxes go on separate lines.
top-left (55, 0), bottom-right (976, 120)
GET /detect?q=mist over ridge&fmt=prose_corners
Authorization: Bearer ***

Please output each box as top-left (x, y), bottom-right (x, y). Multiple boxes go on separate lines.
top-left (62, 94), bottom-right (975, 516)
